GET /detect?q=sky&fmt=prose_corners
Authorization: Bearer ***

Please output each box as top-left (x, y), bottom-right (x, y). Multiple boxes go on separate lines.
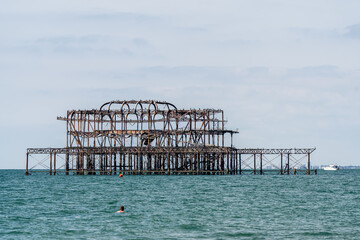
top-left (1, 0), bottom-right (359, 168)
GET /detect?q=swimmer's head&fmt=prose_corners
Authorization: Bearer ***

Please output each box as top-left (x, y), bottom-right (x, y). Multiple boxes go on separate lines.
top-left (120, 206), bottom-right (124, 211)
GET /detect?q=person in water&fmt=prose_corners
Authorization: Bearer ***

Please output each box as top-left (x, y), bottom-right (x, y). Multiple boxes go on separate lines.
top-left (117, 206), bottom-right (124, 213)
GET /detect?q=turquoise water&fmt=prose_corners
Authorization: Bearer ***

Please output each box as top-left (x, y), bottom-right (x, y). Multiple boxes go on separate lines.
top-left (1, 170), bottom-right (359, 239)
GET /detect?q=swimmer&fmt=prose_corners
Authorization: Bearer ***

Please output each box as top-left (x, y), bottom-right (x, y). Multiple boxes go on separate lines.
top-left (116, 206), bottom-right (124, 213)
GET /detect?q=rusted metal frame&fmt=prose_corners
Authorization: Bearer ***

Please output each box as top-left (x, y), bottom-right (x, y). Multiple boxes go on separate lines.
top-left (253, 154), bottom-right (257, 174)
top-left (28, 99), bottom-right (314, 175)
top-left (287, 153), bottom-right (290, 175)
top-left (233, 151), bottom-right (236, 174)
top-left (166, 111), bottom-right (172, 148)
top-left (206, 112), bottom-right (211, 146)
top-left (27, 149), bottom-right (314, 175)
top-left (221, 110), bottom-right (224, 147)
top-left (95, 114), bottom-right (103, 147)
top-left (192, 111), bottom-right (197, 144)
top-left (294, 148), bottom-right (316, 154)
top-left (197, 152), bottom-right (200, 174)
top-left (27, 146), bottom-right (233, 155)
top-left (239, 153), bottom-right (242, 174)
top-left (238, 154), bottom-right (255, 171)
top-left (68, 112), bottom-right (82, 148)
top-left (59, 112), bottom-right (186, 124)
top-left (261, 154), bottom-right (281, 171)
top-left (234, 152), bottom-right (237, 174)
top-left (167, 113), bottom-right (177, 145)
top-left (98, 100), bottom-right (176, 112)
top-left (150, 111), bottom-right (162, 146)
top-left (49, 152), bottom-right (53, 175)
top-left (236, 148), bottom-right (316, 155)
top-left (288, 154), bottom-right (307, 171)
top-left (188, 111), bottom-right (192, 147)
top-left (53, 153), bottom-right (56, 175)
top-left (179, 115), bottom-right (191, 146)
top-left (29, 153), bottom-right (49, 170)
top-left (25, 153), bottom-right (30, 175)
top-left (159, 112), bottom-right (168, 147)
top-left (66, 111), bottom-right (69, 148)
top-left (77, 112), bottom-right (82, 147)
top-left (212, 111), bottom-right (215, 146)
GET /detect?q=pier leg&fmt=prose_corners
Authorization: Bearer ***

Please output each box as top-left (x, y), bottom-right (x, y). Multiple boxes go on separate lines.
top-left (109, 154), bottom-right (112, 175)
top-left (225, 153), bottom-right (228, 175)
top-left (235, 153), bottom-right (238, 174)
top-left (86, 154), bottom-right (90, 175)
top-left (25, 152), bottom-right (29, 175)
top-left (81, 153), bottom-right (85, 175)
top-left (280, 153), bottom-right (283, 175)
top-left (54, 153), bottom-right (56, 175)
top-left (198, 154), bottom-right (201, 175)
top-left (140, 153), bottom-right (143, 175)
top-left (189, 154), bottom-right (193, 175)
top-left (260, 153), bottom-right (263, 175)
top-left (175, 154), bottom-right (178, 174)
top-left (114, 153), bottom-right (117, 175)
top-left (50, 152), bottom-right (53, 175)
top-left (253, 154), bottom-right (256, 174)
top-left (100, 154), bottom-right (103, 175)
top-left (287, 153), bottom-right (290, 175)
top-left (66, 153), bottom-right (69, 175)
top-left (239, 154), bottom-right (242, 175)
top-left (307, 153), bottom-right (311, 175)
top-left (105, 154), bottom-right (108, 175)
top-left (147, 154), bottom-right (152, 175)
top-left (167, 152), bottom-right (170, 175)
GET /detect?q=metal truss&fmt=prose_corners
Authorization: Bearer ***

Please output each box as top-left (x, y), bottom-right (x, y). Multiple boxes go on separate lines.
top-left (26, 100), bottom-right (316, 175)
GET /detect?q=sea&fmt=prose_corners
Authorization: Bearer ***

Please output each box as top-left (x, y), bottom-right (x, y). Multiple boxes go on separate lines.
top-left (0, 170), bottom-right (359, 239)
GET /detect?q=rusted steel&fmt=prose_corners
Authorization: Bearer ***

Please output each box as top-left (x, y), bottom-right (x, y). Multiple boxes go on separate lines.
top-left (25, 100), bottom-right (316, 175)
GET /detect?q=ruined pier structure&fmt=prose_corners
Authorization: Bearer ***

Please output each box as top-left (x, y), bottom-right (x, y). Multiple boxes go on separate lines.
top-left (26, 100), bottom-right (316, 175)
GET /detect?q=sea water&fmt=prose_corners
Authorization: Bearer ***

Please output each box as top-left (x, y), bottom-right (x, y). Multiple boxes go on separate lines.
top-left (0, 170), bottom-right (359, 239)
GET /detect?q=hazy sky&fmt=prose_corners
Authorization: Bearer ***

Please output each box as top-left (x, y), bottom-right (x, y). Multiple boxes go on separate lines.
top-left (1, 0), bottom-right (359, 168)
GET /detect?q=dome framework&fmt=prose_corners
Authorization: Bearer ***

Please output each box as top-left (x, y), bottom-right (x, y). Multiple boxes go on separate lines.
top-left (26, 100), bottom-right (316, 175)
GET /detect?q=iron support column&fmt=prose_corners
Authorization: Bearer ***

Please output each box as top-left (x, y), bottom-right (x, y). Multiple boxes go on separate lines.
top-left (25, 152), bottom-right (29, 175)
top-left (280, 153), bottom-right (283, 175)
top-left (287, 153), bottom-right (290, 175)
top-left (50, 152), bottom-right (53, 175)
top-left (253, 154), bottom-right (256, 174)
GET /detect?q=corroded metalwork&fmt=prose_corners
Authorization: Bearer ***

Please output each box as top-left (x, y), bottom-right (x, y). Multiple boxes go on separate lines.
top-left (26, 100), bottom-right (316, 175)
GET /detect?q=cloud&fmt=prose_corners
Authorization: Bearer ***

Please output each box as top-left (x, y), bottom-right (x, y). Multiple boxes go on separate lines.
top-left (80, 12), bottom-right (161, 24)
top-left (246, 66), bottom-right (268, 76)
top-left (52, 46), bottom-right (133, 56)
top-left (286, 65), bottom-right (342, 78)
top-left (1, 0), bottom-right (360, 167)
top-left (122, 66), bottom-right (239, 84)
top-left (132, 38), bottom-right (151, 47)
top-left (344, 24), bottom-right (360, 39)
top-left (287, 27), bottom-right (338, 39)
top-left (37, 35), bottom-right (109, 44)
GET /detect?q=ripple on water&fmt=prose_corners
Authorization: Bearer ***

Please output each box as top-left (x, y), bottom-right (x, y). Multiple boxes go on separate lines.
top-left (1, 170), bottom-right (360, 239)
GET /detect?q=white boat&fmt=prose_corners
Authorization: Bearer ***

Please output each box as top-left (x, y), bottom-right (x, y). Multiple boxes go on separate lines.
top-left (323, 164), bottom-right (339, 171)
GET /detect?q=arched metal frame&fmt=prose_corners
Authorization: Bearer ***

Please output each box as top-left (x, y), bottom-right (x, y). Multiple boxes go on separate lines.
top-left (25, 100), bottom-right (316, 175)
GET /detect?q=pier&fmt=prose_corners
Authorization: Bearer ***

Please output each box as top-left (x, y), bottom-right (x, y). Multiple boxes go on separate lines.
top-left (26, 100), bottom-right (316, 175)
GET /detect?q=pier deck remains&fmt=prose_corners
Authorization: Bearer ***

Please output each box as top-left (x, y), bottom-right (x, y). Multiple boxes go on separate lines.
top-left (26, 100), bottom-right (316, 175)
